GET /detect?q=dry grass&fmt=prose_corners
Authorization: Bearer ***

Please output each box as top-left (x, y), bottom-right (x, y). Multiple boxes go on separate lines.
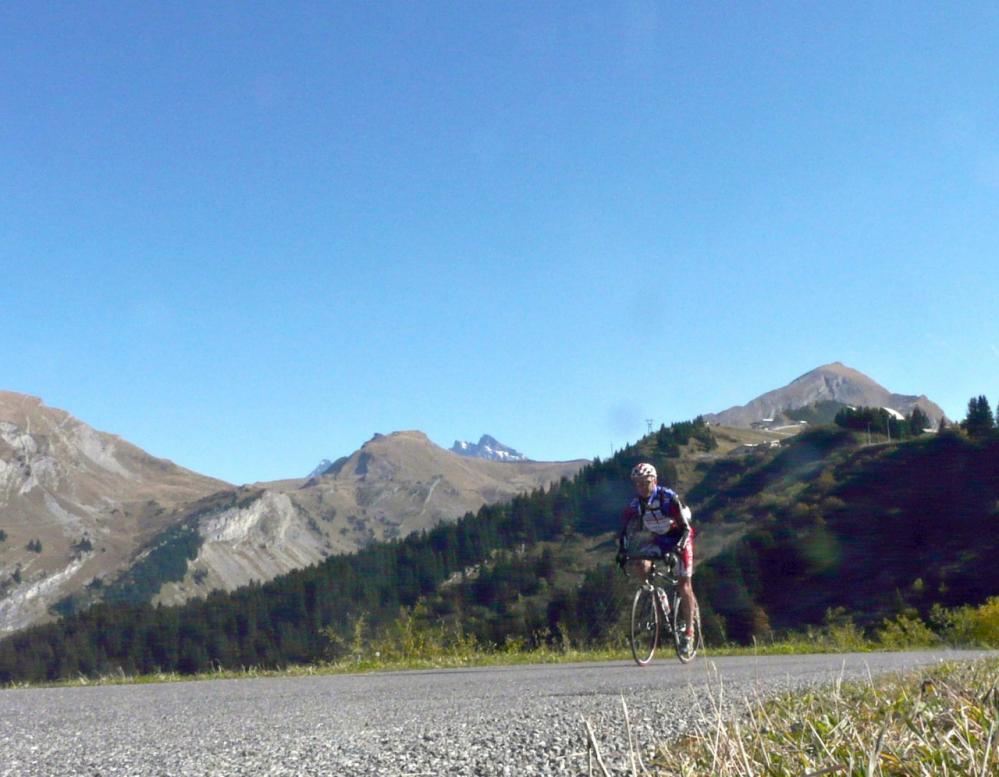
top-left (649, 656), bottom-right (999, 776)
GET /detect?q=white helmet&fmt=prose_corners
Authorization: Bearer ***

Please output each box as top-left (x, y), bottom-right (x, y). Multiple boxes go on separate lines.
top-left (630, 462), bottom-right (657, 481)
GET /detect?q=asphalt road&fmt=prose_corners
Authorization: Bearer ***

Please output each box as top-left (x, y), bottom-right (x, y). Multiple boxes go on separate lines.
top-left (0, 650), bottom-right (991, 776)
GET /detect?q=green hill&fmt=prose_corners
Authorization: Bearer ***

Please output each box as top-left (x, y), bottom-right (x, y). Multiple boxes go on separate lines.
top-left (694, 428), bottom-right (999, 641)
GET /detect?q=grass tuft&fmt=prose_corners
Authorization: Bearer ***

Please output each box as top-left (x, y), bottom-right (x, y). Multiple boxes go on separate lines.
top-left (650, 656), bottom-right (999, 776)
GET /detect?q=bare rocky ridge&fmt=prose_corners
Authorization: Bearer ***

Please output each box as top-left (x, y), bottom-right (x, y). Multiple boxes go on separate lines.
top-left (156, 431), bottom-right (586, 605)
top-left (704, 362), bottom-right (947, 429)
top-left (450, 434), bottom-right (528, 461)
top-left (0, 392), bottom-right (229, 633)
top-left (0, 394), bottom-right (586, 630)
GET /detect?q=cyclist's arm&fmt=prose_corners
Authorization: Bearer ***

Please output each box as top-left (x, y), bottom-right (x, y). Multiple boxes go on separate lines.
top-left (667, 494), bottom-right (692, 550)
top-left (618, 505), bottom-right (638, 550)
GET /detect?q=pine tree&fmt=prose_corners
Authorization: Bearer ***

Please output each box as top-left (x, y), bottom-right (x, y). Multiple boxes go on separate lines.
top-left (907, 406), bottom-right (929, 436)
top-left (963, 395), bottom-right (995, 438)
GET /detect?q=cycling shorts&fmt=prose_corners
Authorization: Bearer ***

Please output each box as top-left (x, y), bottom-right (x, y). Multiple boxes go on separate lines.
top-left (631, 529), bottom-right (694, 577)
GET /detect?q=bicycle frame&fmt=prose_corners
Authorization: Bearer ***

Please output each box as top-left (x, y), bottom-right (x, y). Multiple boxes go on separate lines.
top-left (626, 553), bottom-right (700, 665)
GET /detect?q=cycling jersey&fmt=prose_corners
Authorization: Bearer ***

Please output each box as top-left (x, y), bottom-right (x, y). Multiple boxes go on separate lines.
top-left (619, 485), bottom-right (695, 576)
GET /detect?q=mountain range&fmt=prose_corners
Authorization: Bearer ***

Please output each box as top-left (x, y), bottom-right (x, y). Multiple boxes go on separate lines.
top-left (0, 362), bottom-right (951, 635)
top-left (151, 432), bottom-right (584, 607)
top-left (7, 401), bottom-right (993, 684)
top-left (0, 402), bottom-right (584, 632)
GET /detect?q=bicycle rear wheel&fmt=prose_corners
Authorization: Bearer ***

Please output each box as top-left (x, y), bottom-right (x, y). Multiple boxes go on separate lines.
top-left (671, 592), bottom-right (702, 663)
top-left (630, 586), bottom-right (659, 666)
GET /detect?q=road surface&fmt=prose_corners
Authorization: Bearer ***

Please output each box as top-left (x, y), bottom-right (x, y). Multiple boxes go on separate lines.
top-left (0, 650), bottom-right (991, 776)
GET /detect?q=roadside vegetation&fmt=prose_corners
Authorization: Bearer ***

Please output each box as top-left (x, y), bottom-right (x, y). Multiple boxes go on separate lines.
top-left (4, 595), bottom-right (997, 691)
top-left (330, 596), bottom-right (999, 669)
top-left (648, 655), bottom-right (999, 776)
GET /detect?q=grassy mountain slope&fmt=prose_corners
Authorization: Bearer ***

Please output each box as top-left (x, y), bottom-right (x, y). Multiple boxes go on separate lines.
top-left (0, 419), bottom-right (716, 680)
top-left (695, 428), bottom-right (999, 641)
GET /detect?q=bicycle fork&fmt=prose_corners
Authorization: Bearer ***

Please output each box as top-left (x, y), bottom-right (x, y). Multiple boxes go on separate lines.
top-left (655, 587), bottom-right (672, 632)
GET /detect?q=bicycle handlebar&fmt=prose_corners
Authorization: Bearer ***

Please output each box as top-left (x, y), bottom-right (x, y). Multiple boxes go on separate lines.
top-left (624, 552), bottom-right (679, 562)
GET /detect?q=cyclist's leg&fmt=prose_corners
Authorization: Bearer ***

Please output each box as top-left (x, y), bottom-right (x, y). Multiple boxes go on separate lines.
top-left (627, 535), bottom-right (662, 583)
top-left (627, 558), bottom-right (652, 583)
top-left (677, 577), bottom-right (694, 635)
top-left (676, 531), bottom-right (696, 637)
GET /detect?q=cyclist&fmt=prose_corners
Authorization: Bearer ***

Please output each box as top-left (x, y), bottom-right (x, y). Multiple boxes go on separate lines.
top-left (616, 462), bottom-right (696, 651)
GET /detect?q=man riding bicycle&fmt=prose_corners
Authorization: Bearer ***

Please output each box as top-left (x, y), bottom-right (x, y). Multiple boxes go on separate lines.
top-left (616, 462), bottom-right (696, 651)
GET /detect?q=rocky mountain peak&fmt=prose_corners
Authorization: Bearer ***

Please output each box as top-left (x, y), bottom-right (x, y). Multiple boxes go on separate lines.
top-left (450, 435), bottom-right (528, 462)
top-left (704, 363), bottom-right (947, 429)
top-left (307, 459), bottom-right (334, 478)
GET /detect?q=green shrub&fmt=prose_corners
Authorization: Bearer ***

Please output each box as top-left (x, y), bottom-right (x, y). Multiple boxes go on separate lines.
top-left (876, 611), bottom-right (940, 648)
top-left (931, 597), bottom-right (999, 647)
top-left (797, 608), bottom-right (870, 651)
top-left (969, 596), bottom-right (999, 644)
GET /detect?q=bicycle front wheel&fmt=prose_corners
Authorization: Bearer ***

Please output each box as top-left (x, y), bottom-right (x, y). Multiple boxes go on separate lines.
top-left (672, 592), bottom-right (702, 664)
top-left (630, 587), bottom-right (659, 666)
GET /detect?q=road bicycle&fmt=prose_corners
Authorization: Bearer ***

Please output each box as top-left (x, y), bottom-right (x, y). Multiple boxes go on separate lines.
top-left (627, 553), bottom-right (702, 666)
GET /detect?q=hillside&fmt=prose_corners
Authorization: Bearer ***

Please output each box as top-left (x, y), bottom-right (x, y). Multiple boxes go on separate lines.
top-left (150, 431), bottom-right (586, 606)
top-left (0, 418), bottom-right (750, 680)
top-left (0, 392), bottom-right (230, 633)
top-left (693, 428), bottom-right (999, 641)
top-left (705, 363), bottom-right (947, 429)
top-left (56, 431), bottom-right (587, 614)
top-left (0, 393), bottom-right (586, 634)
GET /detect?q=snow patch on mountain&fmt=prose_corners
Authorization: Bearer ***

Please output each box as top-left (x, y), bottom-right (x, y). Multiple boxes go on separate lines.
top-left (450, 435), bottom-right (529, 462)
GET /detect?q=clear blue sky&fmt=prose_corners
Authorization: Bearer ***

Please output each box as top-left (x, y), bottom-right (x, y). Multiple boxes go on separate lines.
top-left (3, 3), bottom-right (998, 484)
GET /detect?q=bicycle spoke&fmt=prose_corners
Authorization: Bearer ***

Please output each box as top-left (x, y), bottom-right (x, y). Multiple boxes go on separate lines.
top-left (673, 594), bottom-right (701, 663)
top-left (629, 587), bottom-right (658, 666)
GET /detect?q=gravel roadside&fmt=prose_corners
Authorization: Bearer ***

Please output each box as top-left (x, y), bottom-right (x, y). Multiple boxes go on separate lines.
top-left (0, 650), bottom-right (991, 776)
